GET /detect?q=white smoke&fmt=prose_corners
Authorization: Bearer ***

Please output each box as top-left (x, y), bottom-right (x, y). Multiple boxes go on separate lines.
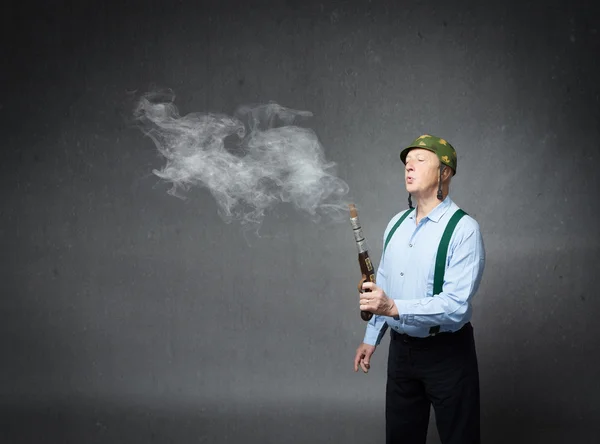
top-left (133, 90), bottom-right (351, 226)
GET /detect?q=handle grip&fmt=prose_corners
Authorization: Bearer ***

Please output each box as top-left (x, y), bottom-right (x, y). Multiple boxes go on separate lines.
top-left (359, 275), bottom-right (374, 321)
top-left (361, 307), bottom-right (373, 321)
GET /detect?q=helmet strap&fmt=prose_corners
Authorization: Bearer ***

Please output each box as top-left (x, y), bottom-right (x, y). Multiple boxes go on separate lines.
top-left (437, 166), bottom-right (445, 200)
top-left (408, 193), bottom-right (413, 209)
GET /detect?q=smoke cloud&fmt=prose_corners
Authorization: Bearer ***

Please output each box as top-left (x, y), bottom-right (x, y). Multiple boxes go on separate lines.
top-left (133, 90), bottom-right (351, 227)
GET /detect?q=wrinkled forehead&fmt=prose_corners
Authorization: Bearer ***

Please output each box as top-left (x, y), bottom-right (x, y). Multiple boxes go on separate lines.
top-left (405, 148), bottom-right (438, 160)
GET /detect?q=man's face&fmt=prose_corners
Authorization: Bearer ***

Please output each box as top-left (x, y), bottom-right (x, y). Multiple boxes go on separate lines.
top-left (404, 148), bottom-right (441, 196)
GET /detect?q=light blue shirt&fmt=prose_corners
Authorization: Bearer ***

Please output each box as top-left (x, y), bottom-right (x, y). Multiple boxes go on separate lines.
top-left (363, 196), bottom-right (486, 345)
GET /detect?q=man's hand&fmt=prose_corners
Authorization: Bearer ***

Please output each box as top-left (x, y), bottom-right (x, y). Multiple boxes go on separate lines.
top-left (359, 280), bottom-right (399, 317)
top-left (354, 343), bottom-right (377, 373)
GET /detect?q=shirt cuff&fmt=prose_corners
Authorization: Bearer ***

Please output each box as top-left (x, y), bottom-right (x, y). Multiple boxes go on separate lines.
top-left (363, 321), bottom-right (388, 346)
top-left (363, 329), bottom-right (380, 346)
top-left (393, 299), bottom-right (415, 325)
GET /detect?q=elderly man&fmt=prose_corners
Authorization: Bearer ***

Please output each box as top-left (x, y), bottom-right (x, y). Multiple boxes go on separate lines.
top-left (354, 135), bottom-right (486, 444)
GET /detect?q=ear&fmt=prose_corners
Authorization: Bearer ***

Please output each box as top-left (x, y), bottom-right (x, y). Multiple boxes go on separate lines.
top-left (441, 166), bottom-right (452, 182)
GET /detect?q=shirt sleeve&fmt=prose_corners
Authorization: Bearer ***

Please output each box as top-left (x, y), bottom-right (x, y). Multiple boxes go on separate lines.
top-left (393, 218), bottom-right (486, 327)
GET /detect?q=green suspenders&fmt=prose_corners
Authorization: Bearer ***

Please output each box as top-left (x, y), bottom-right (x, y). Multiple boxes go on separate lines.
top-left (383, 207), bottom-right (467, 335)
top-left (384, 208), bottom-right (414, 253)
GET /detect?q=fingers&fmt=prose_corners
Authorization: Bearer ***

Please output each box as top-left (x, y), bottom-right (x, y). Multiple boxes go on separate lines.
top-left (355, 356), bottom-right (370, 372)
top-left (359, 295), bottom-right (372, 312)
top-left (355, 345), bottom-right (374, 373)
top-left (359, 283), bottom-right (387, 314)
top-left (354, 350), bottom-right (363, 372)
top-left (359, 292), bottom-right (379, 311)
top-left (361, 352), bottom-right (371, 373)
top-left (358, 275), bottom-right (367, 293)
top-left (355, 354), bottom-right (370, 373)
top-left (361, 281), bottom-right (376, 292)
top-left (359, 276), bottom-right (378, 293)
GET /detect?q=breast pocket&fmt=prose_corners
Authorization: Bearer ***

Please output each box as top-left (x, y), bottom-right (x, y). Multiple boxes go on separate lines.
top-left (376, 267), bottom-right (387, 284)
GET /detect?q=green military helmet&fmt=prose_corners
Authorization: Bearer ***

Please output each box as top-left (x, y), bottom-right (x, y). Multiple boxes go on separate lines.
top-left (400, 134), bottom-right (458, 175)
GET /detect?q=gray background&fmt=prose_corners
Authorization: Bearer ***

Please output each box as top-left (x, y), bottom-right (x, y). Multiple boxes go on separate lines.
top-left (2, 0), bottom-right (599, 443)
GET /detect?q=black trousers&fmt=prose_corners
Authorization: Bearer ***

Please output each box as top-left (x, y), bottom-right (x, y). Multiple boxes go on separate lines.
top-left (386, 323), bottom-right (480, 444)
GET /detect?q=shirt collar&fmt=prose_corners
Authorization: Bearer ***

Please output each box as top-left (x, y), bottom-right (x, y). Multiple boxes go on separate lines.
top-left (409, 195), bottom-right (454, 223)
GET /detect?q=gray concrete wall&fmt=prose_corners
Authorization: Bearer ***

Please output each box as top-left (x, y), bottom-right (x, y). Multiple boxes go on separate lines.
top-left (1, 0), bottom-right (599, 442)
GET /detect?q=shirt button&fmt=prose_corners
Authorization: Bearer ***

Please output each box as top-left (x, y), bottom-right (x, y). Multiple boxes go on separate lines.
top-left (400, 272), bottom-right (404, 276)
top-left (409, 244), bottom-right (413, 247)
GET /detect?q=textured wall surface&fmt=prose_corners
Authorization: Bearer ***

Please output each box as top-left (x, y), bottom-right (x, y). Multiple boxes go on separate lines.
top-left (1, 0), bottom-right (599, 443)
